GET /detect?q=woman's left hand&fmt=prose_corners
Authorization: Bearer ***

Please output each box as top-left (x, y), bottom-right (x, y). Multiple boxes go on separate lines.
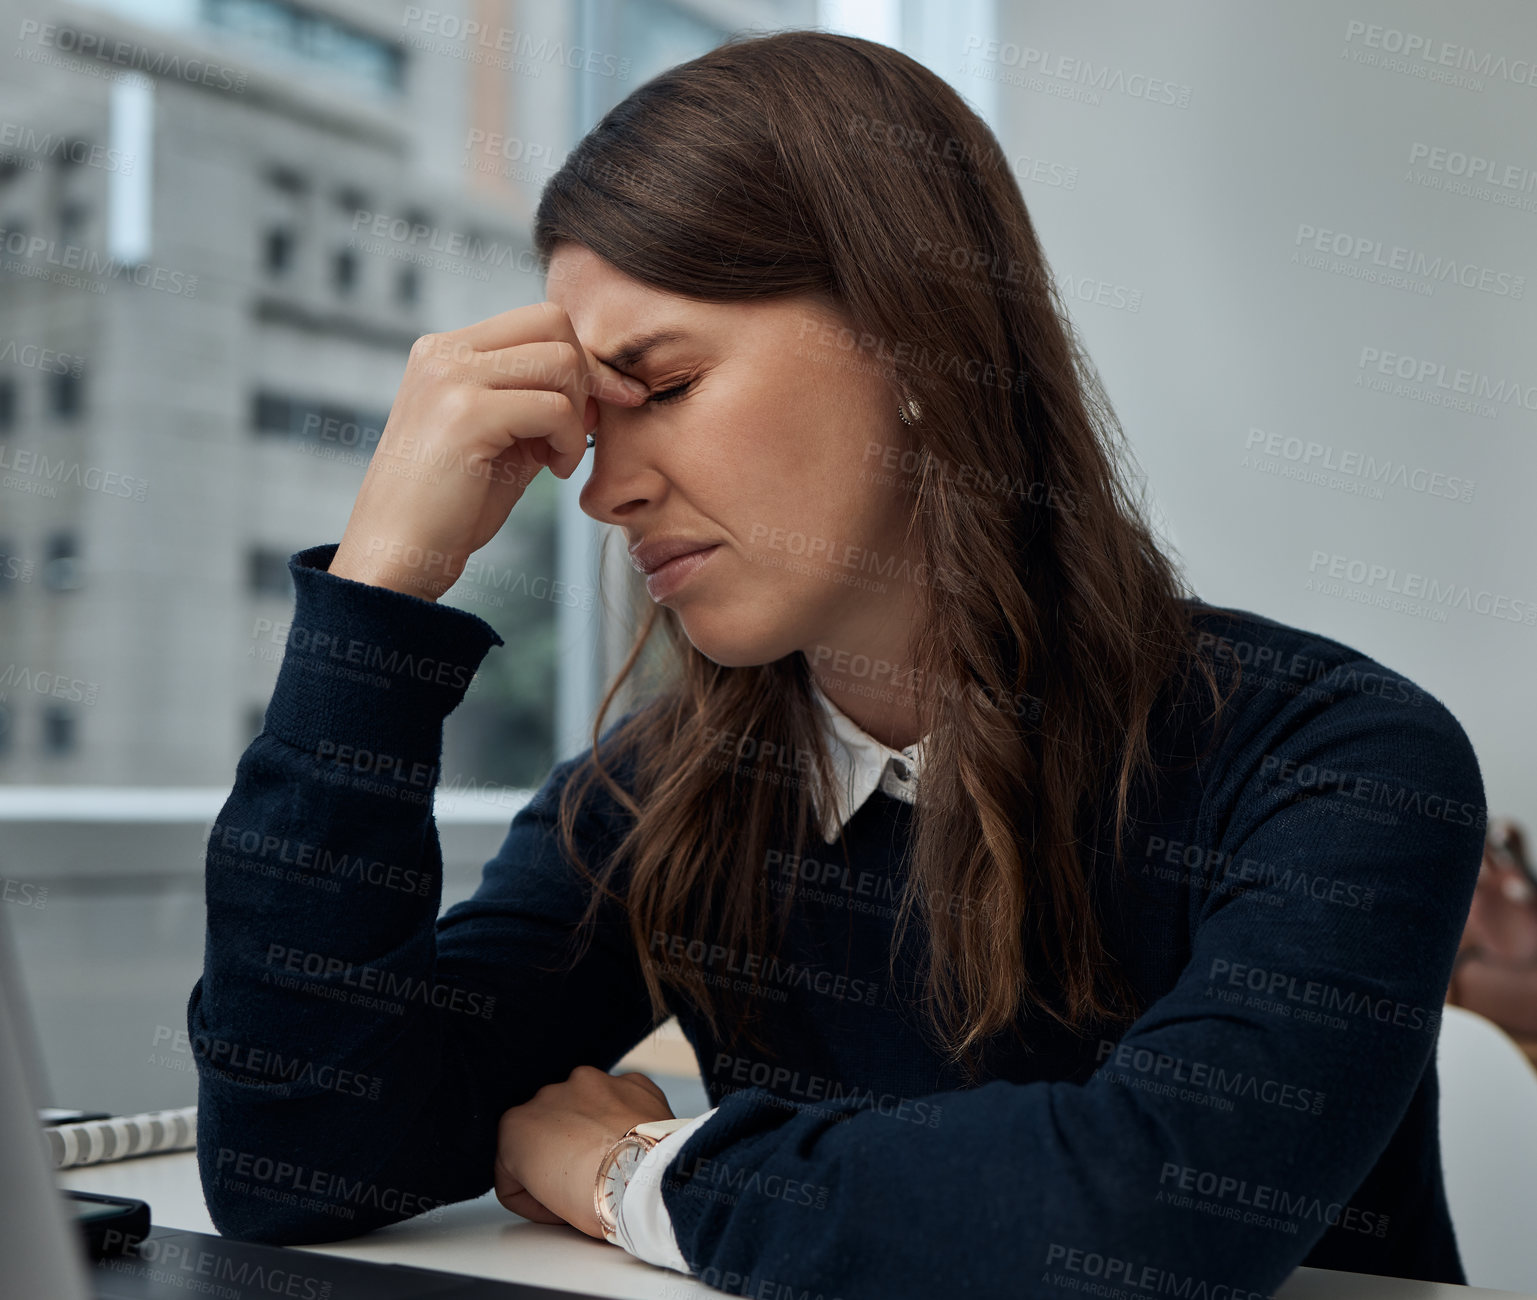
top-left (493, 1065), bottom-right (675, 1239)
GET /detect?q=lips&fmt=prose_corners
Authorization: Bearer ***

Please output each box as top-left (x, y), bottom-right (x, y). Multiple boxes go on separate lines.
top-left (628, 536), bottom-right (719, 576)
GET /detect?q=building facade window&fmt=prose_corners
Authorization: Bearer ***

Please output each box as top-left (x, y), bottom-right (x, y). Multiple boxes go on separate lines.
top-left (41, 704), bottom-right (77, 755)
top-left (201, 0), bottom-right (405, 95)
top-left (43, 532), bottom-right (81, 592)
top-left (247, 546), bottom-right (295, 598)
top-left (331, 247), bottom-right (357, 295)
top-left (57, 198), bottom-right (89, 245)
top-left (261, 165), bottom-right (307, 281)
top-left (251, 389), bottom-right (388, 451)
top-left (51, 369), bottom-right (84, 420)
top-left (396, 265), bottom-right (418, 307)
top-left (263, 226), bottom-right (294, 275)
top-left (330, 187), bottom-right (366, 298)
top-left (0, 378), bottom-right (16, 433)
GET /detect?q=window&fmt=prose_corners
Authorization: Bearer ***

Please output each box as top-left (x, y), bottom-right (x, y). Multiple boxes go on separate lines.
top-left (201, 0), bottom-right (405, 95)
top-left (392, 208), bottom-right (426, 307)
top-left (251, 390), bottom-right (291, 434)
top-left (268, 165), bottom-right (305, 195)
top-left (576, 0), bottom-right (727, 123)
top-left (247, 546), bottom-right (294, 598)
top-left (329, 188), bottom-right (365, 297)
top-left (263, 226), bottom-right (294, 275)
top-left (50, 369), bottom-right (83, 420)
top-left (41, 704), bottom-right (77, 755)
top-left (331, 247), bottom-right (357, 295)
top-left (43, 532), bottom-right (81, 592)
top-left (396, 265), bottom-right (418, 307)
top-left (261, 166), bottom-right (307, 281)
top-left (7, 0), bottom-right (776, 1125)
top-left (250, 389), bottom-right (388, 450)
top-left (57, 198), bottom-right (88, 245)
top-left (335, 186), bottom-right (368, 218)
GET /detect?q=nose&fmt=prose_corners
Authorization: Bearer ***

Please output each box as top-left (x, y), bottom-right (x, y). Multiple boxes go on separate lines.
top-left (576, 406), bottom-right (662, 526)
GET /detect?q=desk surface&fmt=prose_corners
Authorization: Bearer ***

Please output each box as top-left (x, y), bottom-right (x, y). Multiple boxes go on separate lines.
top-left (59, 1153), bottom-right (1535, 1300)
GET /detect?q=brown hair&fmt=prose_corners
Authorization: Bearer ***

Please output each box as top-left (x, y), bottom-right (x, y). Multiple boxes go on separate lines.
top-left (532, 30), bottom-right (1234, 1079)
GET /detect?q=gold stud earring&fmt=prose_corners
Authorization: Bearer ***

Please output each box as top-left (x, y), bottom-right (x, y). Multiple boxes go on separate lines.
top-left (897, 396), bottom-right (922, 426)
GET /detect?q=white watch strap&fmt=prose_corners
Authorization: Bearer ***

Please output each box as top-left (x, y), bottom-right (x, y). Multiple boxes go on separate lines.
top-left (633, 1116), bottom-right (694, 1142)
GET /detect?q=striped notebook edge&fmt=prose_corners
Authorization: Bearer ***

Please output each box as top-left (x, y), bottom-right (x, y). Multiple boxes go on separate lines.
top-left (46, 1105), bottom-right (198, 1168)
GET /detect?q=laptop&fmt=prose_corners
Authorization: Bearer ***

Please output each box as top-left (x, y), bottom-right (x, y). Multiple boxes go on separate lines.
top-left (0, 905), bottom-right (612, 1299)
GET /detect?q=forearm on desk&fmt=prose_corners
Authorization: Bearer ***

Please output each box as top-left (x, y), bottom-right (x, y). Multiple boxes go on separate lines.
top-left (194, 545), bottom-right (500, 1235)
top-left (193, 543), bottom-right (657, 1245)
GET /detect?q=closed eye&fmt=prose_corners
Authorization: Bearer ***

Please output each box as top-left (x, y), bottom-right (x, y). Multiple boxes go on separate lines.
top-left (645, 378), bottom-right (694, 405)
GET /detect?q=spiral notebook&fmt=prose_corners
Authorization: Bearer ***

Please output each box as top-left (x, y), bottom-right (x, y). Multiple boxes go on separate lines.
top-left (46, 1106), bottom-right (198, 1169)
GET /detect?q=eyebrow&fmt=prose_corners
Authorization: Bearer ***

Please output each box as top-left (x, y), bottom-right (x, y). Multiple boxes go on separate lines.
top-left (594, 327), bottom-right (690, 373)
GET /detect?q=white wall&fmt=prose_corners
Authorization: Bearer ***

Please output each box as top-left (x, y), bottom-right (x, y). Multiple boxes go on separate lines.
top-left (947, 0), bottom-right (1537, 816)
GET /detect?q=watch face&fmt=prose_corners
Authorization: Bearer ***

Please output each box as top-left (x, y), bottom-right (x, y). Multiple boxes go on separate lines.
top-left (599, 1139), bottom-right (648, 1232)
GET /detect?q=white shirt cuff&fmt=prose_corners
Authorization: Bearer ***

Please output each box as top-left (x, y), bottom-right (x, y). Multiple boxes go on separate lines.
top-left (611, 1109), bottom-right (718, 1272)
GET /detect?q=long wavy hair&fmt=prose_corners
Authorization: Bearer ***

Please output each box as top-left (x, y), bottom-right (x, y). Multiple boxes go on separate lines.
top-left (532, 30), bottom-right (1235, 1080)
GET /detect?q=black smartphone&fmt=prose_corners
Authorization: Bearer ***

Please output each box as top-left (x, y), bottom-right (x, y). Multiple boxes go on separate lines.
top-left (66, 1190), bottom-right (151, 1259)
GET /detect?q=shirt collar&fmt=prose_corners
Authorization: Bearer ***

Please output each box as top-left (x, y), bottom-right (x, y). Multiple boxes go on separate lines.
top-left (809, 680), bottom-right (928, 843)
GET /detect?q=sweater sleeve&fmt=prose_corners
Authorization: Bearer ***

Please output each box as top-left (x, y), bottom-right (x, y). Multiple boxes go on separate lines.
top-left (189, 543), bottom-right (659, 1244)
top-left (656, 674), bottom-right (1487, 1300)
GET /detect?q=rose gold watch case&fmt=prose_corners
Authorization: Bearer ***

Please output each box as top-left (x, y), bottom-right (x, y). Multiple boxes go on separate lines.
top-left (593, 1117), bottom-right (693, 1244)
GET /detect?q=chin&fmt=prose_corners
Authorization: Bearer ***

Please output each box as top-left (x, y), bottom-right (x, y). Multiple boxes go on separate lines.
top-left (672, 604), bottom-right (793, 669)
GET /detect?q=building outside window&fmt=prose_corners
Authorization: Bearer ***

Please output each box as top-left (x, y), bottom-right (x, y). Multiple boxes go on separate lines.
top-left (246, 546), bottom-right (295, 598)
top-left (50, 369), bottom-right (83, 420)
top-left (260, 166), bottom-right (306, 279)
top-left (1, 0), bottom-right (817, 1130)
top-left (200, 0), bottom-right (405, 96)
top-left (40, 704), bottom-right (77, 756)
top-left (42, 533), bottom-right (81, 592)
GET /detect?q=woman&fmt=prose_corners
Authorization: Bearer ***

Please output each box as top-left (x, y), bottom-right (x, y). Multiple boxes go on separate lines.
top-left (190, 31), bottom-right (1487, 1300)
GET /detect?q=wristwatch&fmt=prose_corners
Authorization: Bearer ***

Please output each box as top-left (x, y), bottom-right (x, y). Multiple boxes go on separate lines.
top-left (593, 1117), bottom-right (694, 1245)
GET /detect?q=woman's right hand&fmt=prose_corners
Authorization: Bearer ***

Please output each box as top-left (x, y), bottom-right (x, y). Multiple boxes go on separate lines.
top-left (328, 300), bottom-right (650, 600)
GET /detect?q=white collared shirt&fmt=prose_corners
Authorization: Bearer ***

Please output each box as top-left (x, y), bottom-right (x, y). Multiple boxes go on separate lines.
top-left (808, 678), bottom-right (928, 840)
top-left (612, 677), bottom-right (928, 1272)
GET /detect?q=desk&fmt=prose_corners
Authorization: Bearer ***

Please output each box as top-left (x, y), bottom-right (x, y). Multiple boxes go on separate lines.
top-left (61, 1151), bottom-right (715, 1299)
top-left (58, 1153), bottom-right (1537, 1300)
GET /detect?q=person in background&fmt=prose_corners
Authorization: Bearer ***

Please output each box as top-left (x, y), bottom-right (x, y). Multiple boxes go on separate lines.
top-left (1448, 819), bottom-right (1537, 1053)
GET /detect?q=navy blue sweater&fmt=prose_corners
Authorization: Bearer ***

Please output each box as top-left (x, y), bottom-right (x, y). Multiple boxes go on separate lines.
top-left (190, 541), bottom-right (1487, 1300)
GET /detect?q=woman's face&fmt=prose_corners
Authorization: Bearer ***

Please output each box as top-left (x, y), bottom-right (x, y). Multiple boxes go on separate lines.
top-left (546, 241), bottom-right (924, 675)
